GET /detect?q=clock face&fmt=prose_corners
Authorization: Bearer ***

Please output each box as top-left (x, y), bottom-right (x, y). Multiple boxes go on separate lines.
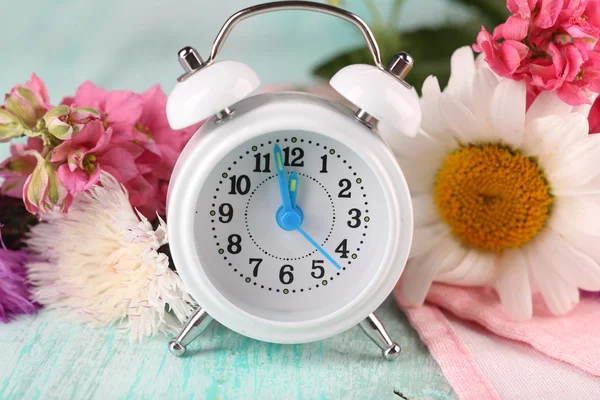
top-left (194, 130), bottom-right (391, 322)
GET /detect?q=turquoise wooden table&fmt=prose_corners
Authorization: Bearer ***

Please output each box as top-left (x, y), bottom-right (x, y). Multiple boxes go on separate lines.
top-left (0, 298), bottom-right (455, 399)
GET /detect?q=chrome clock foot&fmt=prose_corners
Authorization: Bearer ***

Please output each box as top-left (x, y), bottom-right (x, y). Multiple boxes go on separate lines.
top-left (168, 307), bottom-right (214, 357)
top-left (359, 313), bottom-right (402, 361)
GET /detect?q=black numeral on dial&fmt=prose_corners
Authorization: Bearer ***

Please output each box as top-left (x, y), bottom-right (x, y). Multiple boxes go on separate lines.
top-left (227, 234), bottom-right (242, 254)
top-left (253, 153), bottom-right (271, 173)
top-left (311, 260), bottom-right (325, 279)
top-left (282, 147), bottom-right (304, 167)
top-left (279, 265), bottom-right (294, 284)
top-left (320, 155), bottom-right (328, 173)
top-left (249, 258), bottom-right (262, 277)
top-left (218, 203), bottom-right (233, 223)
top-left (335, 239), bottom-right (349, 258)
top-left (338, 179), bottom-right (351, 198)
top-left (347, 208), bottom-right (362, 228)
top-left (229, 175), bottom-right (251, 195)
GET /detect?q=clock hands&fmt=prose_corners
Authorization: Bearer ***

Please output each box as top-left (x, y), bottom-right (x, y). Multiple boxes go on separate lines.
top-left (289, 171), bottom-right (298, 210)
top-left (273, 145), bottom-right (303, 231)
top-left (274, 144), bottom-right (293, 212)
top-left (293, 174), bottom-right (341, 270)
top-left (297, 227), bottom-right (342, 270)
top-left (272, 145), bottom-right (341, 270)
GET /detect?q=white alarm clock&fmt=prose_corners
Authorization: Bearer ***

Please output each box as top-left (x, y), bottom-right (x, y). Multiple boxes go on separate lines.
top-left (166, 1), bottom-right (421, 360)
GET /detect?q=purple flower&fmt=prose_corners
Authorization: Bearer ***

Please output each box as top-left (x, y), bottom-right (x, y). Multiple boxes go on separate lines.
top-left (0, 224), bottom-right (37, 322)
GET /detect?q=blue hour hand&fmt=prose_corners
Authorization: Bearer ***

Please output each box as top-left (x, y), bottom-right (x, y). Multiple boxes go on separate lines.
top-left (289, 171), bottom-right (298, 210)
top-left (273, 145), bottom-right (302, 230)
top-left (273, 144), bottom-right (293, 211)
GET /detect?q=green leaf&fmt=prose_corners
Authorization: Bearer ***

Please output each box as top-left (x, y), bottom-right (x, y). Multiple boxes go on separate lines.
top-left (449, 0), bottom-right (509, 26)
top-left (313, 23), bottom-right (482, 92)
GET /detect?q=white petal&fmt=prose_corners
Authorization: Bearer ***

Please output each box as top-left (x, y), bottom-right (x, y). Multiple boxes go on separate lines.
top-left (475, 52), bottom-right (488, 69)
top-left (546, 134), bottom-right (600, 191)
top-left (549, 210), bottom-right (600, 261)
top-left (420, 75), bottom-right (442, 136)
top-left (436, 248), bottom-right (497, 286)
top-left (412, 194), bottom-right (438, 228)
top-left (572, 92), bottom-right (598, 119)
top-left (395, 136), bottom-right (447, 196)
top-left (470, 67), bottom-right (500, 139)
top-left (490, 79), bottom-right (526, 147)
top-left (410, 223), bottom-right (449, 257)
top-left (551, 196), bottom-right (600, 236)
top-left (446, 46), bottom-right (476, 107)
top-left (402, 236), bottom-right (465, 306)
top-left (379, 121), bottom-right (430, 156)
top-left (556, 174), bottom-right (600, 197)
top-left (526, 91), bottom-right (573, 123)
top-left (388, 127), bottom-right (441, 158)
top-left (422, 74), bottom-right (442, 98)
top-left (397, 152), bottom-right (443, 195)
top-left (420, 76), bottom-right (459, 148)
top-left (495, 249), bottom-right (532, 320)
top-left (438, 93), bottom-right (481, 143)
top-left (534, 229), bottom-right (600, 291)
top-left (527, 244), bottom-right (580, 315)
top-left (521, 114), bottom-right (588, 157)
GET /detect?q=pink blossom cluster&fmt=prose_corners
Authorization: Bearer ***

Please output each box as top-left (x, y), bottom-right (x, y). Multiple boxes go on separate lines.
top-left (0, 75), bottom-right (200, 219)
top-left (474, 0), bottom-right (600, 106)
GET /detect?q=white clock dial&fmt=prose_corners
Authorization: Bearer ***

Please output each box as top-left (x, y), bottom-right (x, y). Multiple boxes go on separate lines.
top-left (194, 130), bottom-right (391, 322)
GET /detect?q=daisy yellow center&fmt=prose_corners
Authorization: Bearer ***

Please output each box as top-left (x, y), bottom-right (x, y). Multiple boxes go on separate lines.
top-left (433, 144), bottom-right (553, 253)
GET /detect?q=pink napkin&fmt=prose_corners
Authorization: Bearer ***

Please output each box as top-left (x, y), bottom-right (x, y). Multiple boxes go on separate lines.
top-left (394, 283), bottom-right (600, 399)
top-left (399, 297), bottom-right (502, 400)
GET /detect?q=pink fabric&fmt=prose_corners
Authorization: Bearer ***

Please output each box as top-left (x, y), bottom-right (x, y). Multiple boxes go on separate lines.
top-left (401, 300), bottom-right (502, 400)
top-left (427, 284), bottom-right (600, 376)
top-left (394, 283), bottom-right (600, 398)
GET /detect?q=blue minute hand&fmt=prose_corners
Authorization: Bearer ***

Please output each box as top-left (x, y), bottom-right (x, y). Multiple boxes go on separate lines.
top-left (297, 227), bottom-right (342, 270)
top-left (273, 144), bottom-right (292, 211)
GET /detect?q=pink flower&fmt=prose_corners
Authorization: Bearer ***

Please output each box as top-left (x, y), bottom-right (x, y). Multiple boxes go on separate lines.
top-left (506, 0), bottom-right (537, 16)
top-left (23, 152), bottom-right (72, 215)
top-left (474, 0), bottom-right (600, 106)
top-left (0, 138), bottom-right (44, 198)
top-left (51, 120), bottom-right (142, 197)
top-left (3, 74), bottom-right (52, 129)
top-left (0, 108), bottom-right (29, 142)
top-left (590, 99), bottom-right (600, 132)
top-left (42, 105), bottom-right (100, 141)
top-left (559, 48), bottom-right (600, 103)
top-left (126, 85), bottom-right (199, 218)
top-left (62, 82), bottom-right (143, 144)
top-left (534, 0), bottom-right (563, 29)
top-left (475, 27), bottom-right (530, 75)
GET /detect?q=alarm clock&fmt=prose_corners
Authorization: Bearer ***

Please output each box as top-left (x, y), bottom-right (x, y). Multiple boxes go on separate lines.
top-left (165, 1), bottom-right (421, 360)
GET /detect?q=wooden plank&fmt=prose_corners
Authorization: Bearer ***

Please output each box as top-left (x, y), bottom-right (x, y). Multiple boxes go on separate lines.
top-left (0, 298), bottom-right (455, 399)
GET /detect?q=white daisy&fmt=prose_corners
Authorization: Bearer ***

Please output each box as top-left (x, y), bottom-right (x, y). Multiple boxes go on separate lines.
top-left (390, 46), bottom-right (600, 320)
top-left (25, 172), bottom-right (194, 340)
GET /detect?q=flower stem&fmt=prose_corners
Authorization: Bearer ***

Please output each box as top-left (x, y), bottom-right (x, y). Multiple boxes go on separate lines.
top-left (363, 0), bottom-right (384, 28)
top-left (389, 0), bottom-right (404, 27)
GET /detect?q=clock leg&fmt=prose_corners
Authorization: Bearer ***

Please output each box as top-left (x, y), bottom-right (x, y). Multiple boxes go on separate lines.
top-left (168, 307), bottom-right (214, 357)
top-left (359, 313), bottom-right (402, 361)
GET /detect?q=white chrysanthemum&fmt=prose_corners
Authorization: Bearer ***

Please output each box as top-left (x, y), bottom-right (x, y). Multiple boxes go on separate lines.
top-left (390, 46), bottom-right (600, 320)
top-left (26, 173), bottom-right (194, 339)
